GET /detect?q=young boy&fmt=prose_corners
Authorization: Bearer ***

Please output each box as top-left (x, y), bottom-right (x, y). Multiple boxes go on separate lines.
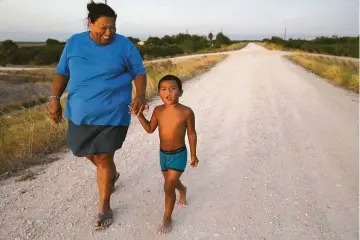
top-left (134, 74), bottom-right (199, 234)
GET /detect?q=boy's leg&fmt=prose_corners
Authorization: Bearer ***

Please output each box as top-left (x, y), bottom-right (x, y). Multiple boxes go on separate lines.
top-left (171, 149), bottom-right (188, 206)
top-left (162, 170), bottom-right (187, 205)
top-left (159, 169), bottom-right (185, 234)
top-left (176, 178), bottom-right (187, 206)
top-left (162, 171), bottom-right (168, 180)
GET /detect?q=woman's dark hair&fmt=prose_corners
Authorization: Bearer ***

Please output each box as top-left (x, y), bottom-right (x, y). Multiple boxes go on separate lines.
top-left (158, 75), bottom-right (183, 91)
top-left (87, 1), bottom-right (117, 24)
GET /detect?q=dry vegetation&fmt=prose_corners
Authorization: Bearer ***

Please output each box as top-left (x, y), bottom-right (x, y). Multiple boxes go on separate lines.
top-left (0, 54), bottom-right (227, 176)
top-left (0, 68), bottom-right (55, 78)
top-left (0, 68), bottom-right (55, 115)
top-left (142, 43), bottom-right (247, 62)
top-left (287, 54), bottom-right (359, 93)
top-left (199, 42), bottom-right (248, 53)
top-left (256, 42), bottom-right (286, 51)
top-left (256, 42), bottom-right (303, 52)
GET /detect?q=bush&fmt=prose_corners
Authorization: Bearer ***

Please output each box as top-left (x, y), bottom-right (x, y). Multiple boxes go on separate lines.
top-left (11, 47), bottom-right (42, 65)
top-left (0, 40), bottom-right (18, 65)
top-left (182, 39), bottom-right (196, 53)
top-left (46, 38), bottom-right (61, 46)
top-left (35, 45), bottom-right (64, 65)
top-left (262, 36), bottom-right (359, 58)
top-left (215, 32), bottom-right (231, 45)
top-left (138, 44), bottom-right (184, 58)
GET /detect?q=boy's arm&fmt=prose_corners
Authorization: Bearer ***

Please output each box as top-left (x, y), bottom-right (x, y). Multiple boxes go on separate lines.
top-left (186, 109), bottom-right (197, 158)
top-left (137, 106), bottom-right (158, 133)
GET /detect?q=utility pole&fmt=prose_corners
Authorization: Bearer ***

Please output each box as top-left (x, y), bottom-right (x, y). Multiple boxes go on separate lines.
top-left (105, 0), bottom-right (107, 4)
top-left (284, 28), bottom-right (287, 40)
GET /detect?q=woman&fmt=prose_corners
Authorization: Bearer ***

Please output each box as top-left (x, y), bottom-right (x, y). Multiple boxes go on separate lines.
top-left (49, 1), bottom-right (147, 230)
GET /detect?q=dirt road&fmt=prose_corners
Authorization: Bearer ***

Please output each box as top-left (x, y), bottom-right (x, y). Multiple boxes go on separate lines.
top-left (0, 43), bottom-right (358, 240)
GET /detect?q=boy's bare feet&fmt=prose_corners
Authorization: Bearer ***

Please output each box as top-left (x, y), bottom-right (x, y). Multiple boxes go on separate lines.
top-left (157, 216), bottom-right (172, 234)
top-left (177, 186), bottom-right (187, 206)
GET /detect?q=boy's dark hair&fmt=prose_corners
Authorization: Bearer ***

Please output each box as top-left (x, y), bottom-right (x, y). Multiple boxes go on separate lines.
top-left (158, 75), bottom-right (183, 91)
top-left (87, 1), bottom-right (117, 24)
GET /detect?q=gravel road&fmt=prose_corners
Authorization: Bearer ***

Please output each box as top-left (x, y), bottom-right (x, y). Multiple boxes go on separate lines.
top-left (0, 43), bottom-right (358, 240)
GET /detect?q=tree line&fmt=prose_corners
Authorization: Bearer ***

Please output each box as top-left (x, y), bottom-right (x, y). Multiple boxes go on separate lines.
top-left (1, 34), bottom-right (358, 66)
top-left (0, 32), bottom-right (232, 66)
top-left (263, 35), bottom-right (359, 58)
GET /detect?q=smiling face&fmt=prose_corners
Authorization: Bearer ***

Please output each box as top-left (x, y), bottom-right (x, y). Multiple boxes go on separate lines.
top-left (88, 16), bottom-right (116, 45)
top-left (158, 80), bottom-right (183, 105)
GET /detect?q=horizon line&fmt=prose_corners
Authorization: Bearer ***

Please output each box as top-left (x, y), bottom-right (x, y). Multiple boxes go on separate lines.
top-left (0, 32), bottom-right (359, 42)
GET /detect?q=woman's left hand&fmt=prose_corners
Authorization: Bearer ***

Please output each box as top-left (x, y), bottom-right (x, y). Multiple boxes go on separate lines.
top-left (130, 95), bottom-right (147, 115)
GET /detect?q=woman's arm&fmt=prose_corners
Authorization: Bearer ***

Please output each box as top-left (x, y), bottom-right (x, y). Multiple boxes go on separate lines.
top-left (126, 40), bottom-right (148, 114)
top-left (52, 39), bottom-right (70, 97)
top-left (51, 74), bottom-right (69, 97)
top-left (50, 40), bottom-right (70, 124)
top-left (134, 74), bottom-right (147, 99)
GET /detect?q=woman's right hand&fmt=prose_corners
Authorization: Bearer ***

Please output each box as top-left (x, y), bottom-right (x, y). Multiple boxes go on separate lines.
top-left (130, 95), bottom-right (147, 116)
top-left (49, 98), bottom-right (63, 124)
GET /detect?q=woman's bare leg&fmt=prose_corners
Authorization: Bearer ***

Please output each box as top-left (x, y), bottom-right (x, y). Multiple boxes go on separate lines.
top-left (86, 155), bottom-right (96, 166)
top-left (93, 153), bottom-right (116, 230)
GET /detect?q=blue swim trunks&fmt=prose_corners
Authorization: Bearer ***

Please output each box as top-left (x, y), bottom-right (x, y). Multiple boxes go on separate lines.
top-left (160, 146), bottom-right (188, 172)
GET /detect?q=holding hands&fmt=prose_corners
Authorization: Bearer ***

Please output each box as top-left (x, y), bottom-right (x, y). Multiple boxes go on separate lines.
top-left (129, 95), bottom-right (149, 116)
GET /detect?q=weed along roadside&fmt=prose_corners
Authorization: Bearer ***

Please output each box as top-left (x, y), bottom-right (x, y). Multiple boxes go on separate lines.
top-left (287, 54), bottom-right (359, 93)
top-left (0, 54), bottom-right (227, 178)
top-left (0, 68), bottom-right (56, 116)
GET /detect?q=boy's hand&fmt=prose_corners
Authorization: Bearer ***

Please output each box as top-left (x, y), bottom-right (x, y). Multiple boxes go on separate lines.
top-left (129, 104), bottom-right (149, 116)
top-left (190, 156), bottom-right (199, 167)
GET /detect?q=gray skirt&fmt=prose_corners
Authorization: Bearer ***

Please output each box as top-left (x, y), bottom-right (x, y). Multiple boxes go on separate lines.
top-left (67, 120), bottom-right (129, 157)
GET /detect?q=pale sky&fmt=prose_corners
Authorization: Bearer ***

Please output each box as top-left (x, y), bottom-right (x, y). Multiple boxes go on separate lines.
top-left (0, 0), bottom-right (358, 41)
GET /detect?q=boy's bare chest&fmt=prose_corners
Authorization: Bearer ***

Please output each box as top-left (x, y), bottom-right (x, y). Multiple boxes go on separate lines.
top-left (157, 111), bottom-right (187, 130)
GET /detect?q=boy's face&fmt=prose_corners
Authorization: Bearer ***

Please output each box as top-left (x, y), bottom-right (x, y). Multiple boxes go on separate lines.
top-left (158, 80), bottom-right (182, 105)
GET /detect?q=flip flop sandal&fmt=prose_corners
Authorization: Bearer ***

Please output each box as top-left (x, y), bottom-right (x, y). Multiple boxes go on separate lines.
top-left (112, 172), bottom-right (120, 192)
top-left (94, 210), bottom-right (113, 231)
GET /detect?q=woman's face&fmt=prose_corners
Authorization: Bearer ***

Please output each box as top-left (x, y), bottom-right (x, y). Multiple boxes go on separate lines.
top-left (88, 16), bottom-right (116, 45)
